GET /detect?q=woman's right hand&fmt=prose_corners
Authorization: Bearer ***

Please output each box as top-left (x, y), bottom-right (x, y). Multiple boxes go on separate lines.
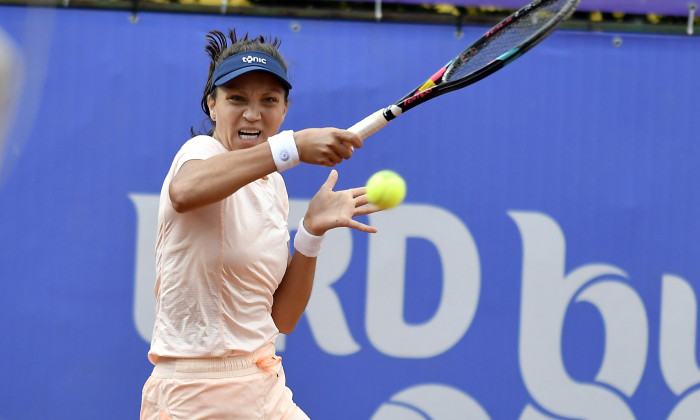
top-left (293, 128), bottom-right (363, 167)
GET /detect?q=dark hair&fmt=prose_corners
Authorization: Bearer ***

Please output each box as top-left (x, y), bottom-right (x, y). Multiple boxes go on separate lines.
top-left (191, 29), bottom-right (289, 137)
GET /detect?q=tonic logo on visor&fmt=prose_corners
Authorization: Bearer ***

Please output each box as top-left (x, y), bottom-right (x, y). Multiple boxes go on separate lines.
top-left (210, 52), bottom-right (291, 93)
top-left (242, 55), bottom-right (267, 64)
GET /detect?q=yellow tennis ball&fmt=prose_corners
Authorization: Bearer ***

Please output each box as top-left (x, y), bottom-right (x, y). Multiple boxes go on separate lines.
top-left (366, 170), bottom-right (406, 209)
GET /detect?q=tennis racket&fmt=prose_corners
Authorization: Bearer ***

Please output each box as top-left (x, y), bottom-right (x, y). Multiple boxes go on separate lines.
top-left (348, 0), bottom-right (580, 139)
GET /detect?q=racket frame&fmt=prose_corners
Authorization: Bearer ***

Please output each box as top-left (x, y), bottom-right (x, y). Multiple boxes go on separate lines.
top-left (348, 0), bottom-right (580, 139)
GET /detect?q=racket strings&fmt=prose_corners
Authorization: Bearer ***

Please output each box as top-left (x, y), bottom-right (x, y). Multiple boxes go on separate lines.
top-left (444, 0), bottom-right (572, 82)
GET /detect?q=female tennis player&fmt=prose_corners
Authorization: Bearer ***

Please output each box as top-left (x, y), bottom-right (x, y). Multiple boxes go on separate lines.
top-left (140, 29), bottom-right (381, 420)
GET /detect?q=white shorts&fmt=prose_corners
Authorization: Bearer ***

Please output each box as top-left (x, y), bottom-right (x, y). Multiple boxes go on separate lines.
top-left (140, 343), bottom-right (310, 420)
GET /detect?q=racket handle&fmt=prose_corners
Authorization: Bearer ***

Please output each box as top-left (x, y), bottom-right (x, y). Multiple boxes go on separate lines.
top-left (347, 109), bottom-right (390, 140)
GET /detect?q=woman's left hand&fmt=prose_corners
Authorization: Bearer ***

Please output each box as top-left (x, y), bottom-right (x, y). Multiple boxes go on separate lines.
top-left (303, 170), bottom-right (382, 235)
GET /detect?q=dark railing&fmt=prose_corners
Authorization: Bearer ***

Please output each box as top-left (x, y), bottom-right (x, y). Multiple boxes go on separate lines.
top-left (1, 0), bottom-right (697, 35)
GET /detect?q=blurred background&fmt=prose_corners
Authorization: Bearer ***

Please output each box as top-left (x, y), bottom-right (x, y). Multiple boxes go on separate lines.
top-left (1, 0), bottom-right (699, 419)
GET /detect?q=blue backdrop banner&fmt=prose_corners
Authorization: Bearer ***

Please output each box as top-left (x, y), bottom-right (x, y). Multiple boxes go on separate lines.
top-left (1, 5), bottom-right (699, 420)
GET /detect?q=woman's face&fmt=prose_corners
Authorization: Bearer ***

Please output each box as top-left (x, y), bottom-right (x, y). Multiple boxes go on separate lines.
top-left (208, 71), bottom-right (288, 151)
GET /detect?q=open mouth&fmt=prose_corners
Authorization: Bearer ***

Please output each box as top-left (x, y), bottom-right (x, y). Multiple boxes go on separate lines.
top-left (239, 130), bottom-right (261, 141)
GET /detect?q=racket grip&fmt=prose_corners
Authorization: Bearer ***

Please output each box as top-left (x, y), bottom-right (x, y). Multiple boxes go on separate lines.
top-left (347, 109), bottom-right (390, 140)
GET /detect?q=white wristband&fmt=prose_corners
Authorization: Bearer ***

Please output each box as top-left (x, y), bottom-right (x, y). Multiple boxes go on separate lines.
top-left (268, 130), bottom-right (300, 172)
top-left (293, 218), bottom-right (324, 257)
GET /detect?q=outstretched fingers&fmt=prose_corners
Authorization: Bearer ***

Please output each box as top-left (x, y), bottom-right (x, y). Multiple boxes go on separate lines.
top-left (346, 219), bottom-right (378, 234)
top-left (348, 186), bottom-right (367, 198)
top-left (308, 171), bottom-right (387, 234)
top-left (354, 202), bottom-right (382, 216)
top-left (340, 186), bottom-right (383, 216)
top-left (321, 169), bottom-right (339, 191)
